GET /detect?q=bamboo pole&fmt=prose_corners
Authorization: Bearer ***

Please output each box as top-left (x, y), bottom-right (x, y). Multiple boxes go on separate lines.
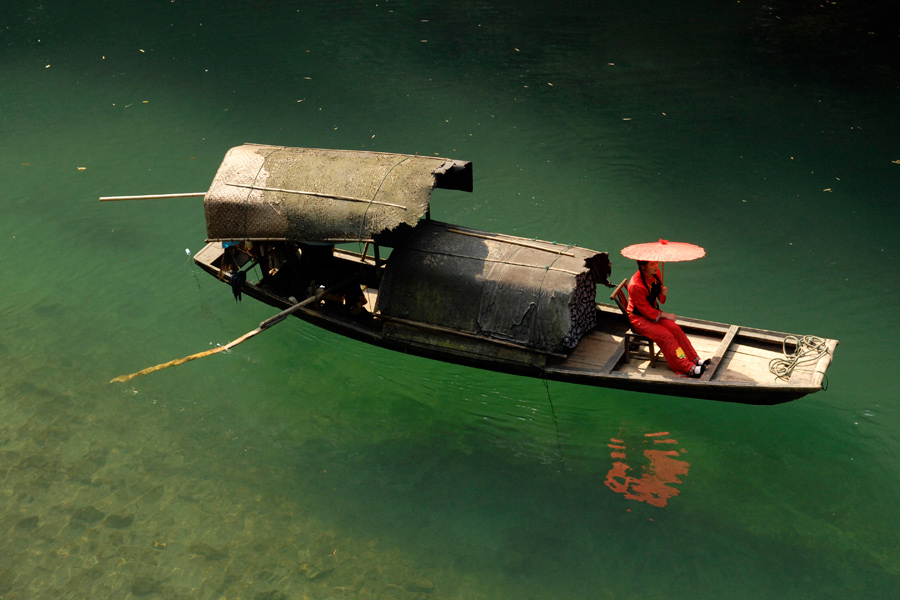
top-left (224, 182), bottom-right (407, 210)
top-left (446, 228), bottom-right (575, 256)
top-left (110, 278), bottom-right (353, 383)
top-left (99, 192), bottom-right (207, 202)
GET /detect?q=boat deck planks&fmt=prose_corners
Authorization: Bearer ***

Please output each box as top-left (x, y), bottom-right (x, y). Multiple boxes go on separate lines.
top-left (553, 309), bottom-right (826, 391)
top-left (559, 329), bottom-right (622, 371)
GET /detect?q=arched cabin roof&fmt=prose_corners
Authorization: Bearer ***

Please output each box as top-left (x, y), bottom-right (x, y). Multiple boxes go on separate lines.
top-left (204, 144), bottom-right (472, 243)
top-left (376, 221), bottom-right (611, 354)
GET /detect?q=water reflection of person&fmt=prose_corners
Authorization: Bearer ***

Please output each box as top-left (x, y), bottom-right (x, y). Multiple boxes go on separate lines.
top-left (605, 432), bottom-right (689, 508)
top-left (627, 260), bottom-right (708, 377)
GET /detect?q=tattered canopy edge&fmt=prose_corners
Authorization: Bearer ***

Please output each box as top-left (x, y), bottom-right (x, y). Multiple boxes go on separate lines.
top-left (203, 144), bottom-right (472, 243)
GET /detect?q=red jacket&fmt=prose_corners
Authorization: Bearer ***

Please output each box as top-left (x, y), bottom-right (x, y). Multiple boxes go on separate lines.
top-left (626, 270), bottom-right (666, 322)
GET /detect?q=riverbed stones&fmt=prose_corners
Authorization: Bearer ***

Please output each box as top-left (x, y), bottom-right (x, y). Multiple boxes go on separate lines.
top-left (406, 577), bottom-right (435, 593)
top-left (301, 555), bottom-right (336, 580)
top-left (130, 577), bottom-right (160, 596)
top-left (15, 516), bottom-right (39, 531)
top-left (188, 541), bottom-right (229, 561)
top-left (103, 513), bottom-right (135, 529)
top-left (71, 505), bottom-right (104, 523)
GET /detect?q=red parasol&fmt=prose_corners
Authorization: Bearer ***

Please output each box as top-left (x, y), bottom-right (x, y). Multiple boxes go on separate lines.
top-left (621, 239), bottom-right (705, 263)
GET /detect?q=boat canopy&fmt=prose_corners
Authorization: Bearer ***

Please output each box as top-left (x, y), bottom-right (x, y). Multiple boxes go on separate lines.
top-left (375, 222), bottom-right (611, 354)
top-left (204, 144), bottom-right (472, 243)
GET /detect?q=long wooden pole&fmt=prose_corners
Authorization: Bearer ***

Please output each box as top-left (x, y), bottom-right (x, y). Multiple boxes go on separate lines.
top-left (110, 278), bottom-right (354, 383)
top-left (224, 182), bottom-right (407, 210)
top-left (99, 192), bottom-right (207, 202)
top-left (446, 228), bottom-right (575, 256)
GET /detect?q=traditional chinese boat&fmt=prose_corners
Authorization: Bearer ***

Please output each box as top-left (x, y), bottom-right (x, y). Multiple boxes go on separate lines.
top-left (114, 144), bottom-right (839, 404)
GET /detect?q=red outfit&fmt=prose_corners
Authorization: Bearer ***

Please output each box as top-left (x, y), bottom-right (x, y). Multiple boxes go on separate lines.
top-left (626, 270), bottom-right (698, 375)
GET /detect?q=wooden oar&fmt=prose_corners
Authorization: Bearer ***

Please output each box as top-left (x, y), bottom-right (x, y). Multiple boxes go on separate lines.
top-left (111, 278), bottom-right (353, 383)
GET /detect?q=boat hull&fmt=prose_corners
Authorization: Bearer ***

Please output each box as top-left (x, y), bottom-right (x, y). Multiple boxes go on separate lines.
top-left (193, 242), bottom-right (837, 405)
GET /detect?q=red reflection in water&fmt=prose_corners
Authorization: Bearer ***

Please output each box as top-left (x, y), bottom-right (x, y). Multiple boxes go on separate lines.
top-left (604, 432), bottom-right (690, 507)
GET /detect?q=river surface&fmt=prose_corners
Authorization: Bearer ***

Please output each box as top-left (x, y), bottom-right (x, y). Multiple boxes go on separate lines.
top-left (1, 1), bottom-right (899, 598)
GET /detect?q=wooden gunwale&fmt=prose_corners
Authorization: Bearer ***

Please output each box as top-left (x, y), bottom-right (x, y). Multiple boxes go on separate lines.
top-left (810, 339), bottom-right (838, 387)
top-left (595, 303), bottom-right (804, 346)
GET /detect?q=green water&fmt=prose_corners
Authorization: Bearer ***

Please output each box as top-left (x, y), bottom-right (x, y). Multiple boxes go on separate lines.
top-left (2, 1), bottom-right (899, 598)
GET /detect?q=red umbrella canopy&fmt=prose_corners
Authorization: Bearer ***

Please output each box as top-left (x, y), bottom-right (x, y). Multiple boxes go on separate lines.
top-left (621, 239), bottom-right (705, 263)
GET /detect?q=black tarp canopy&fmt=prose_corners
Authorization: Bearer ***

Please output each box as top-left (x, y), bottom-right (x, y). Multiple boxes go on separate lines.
top-left (204, 144), bottom-right (472, 242)
top-left (375, 222), bottom-right (611, 354)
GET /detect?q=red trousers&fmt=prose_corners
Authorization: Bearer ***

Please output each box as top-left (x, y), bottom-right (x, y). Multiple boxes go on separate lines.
top-left (630, 316), bottom-right (699, 375)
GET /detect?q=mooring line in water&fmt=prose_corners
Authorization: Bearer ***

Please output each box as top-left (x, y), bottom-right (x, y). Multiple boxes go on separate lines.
top-left (542, 376), bottom-right (567, 474)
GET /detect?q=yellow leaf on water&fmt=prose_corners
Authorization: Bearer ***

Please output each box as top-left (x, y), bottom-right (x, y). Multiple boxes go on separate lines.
top-left (77, 167), bottom-right (86, 171)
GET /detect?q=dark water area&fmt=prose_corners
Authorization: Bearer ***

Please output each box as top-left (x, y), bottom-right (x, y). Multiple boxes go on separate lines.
top-left (2, 1), bottom-right (899, 599)
top-left (747, 0), bottom-right (900, 90)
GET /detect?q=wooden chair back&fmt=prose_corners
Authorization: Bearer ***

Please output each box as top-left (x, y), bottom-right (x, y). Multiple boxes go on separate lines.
top-left (610, 278), bottom-right (630, 318)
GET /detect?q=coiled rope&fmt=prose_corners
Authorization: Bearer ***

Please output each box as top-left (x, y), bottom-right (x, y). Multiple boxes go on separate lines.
top-left (769, 335), bottom-right (830, 382)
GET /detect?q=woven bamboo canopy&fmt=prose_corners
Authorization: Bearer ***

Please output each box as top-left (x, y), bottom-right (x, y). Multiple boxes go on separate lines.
top-left (376, 221), bottom-right (611, 353)
top-left (204, 144), bottom-right (472, 243)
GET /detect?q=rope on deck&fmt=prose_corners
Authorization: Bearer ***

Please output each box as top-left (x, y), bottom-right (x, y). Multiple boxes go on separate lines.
top-left (768, 335), bottom-right (831, 382)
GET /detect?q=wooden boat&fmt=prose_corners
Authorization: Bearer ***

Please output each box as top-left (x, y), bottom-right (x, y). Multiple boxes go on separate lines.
top-left (180, 144), bottom-right (837, 405)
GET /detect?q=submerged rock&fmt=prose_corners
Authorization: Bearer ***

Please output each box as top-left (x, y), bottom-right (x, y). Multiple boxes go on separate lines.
top-left (15, 516), bottom-right (39, 531)
top-left (71, 506), bottom-right (104, 523)
top-left (188, 542), bottom-right (229, 561)
top-left (301, 557), bottom-right (335, 580)
top-left (130, 577), bottom-right (160, 596)
top-left (104, 513), bottom-right (135, 529)
top-left (406, 578), bottom-right (435, 593)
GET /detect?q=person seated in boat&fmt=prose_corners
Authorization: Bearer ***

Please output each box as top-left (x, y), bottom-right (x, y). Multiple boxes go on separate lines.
top-left (626, 260), bottom-right (709, 378)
